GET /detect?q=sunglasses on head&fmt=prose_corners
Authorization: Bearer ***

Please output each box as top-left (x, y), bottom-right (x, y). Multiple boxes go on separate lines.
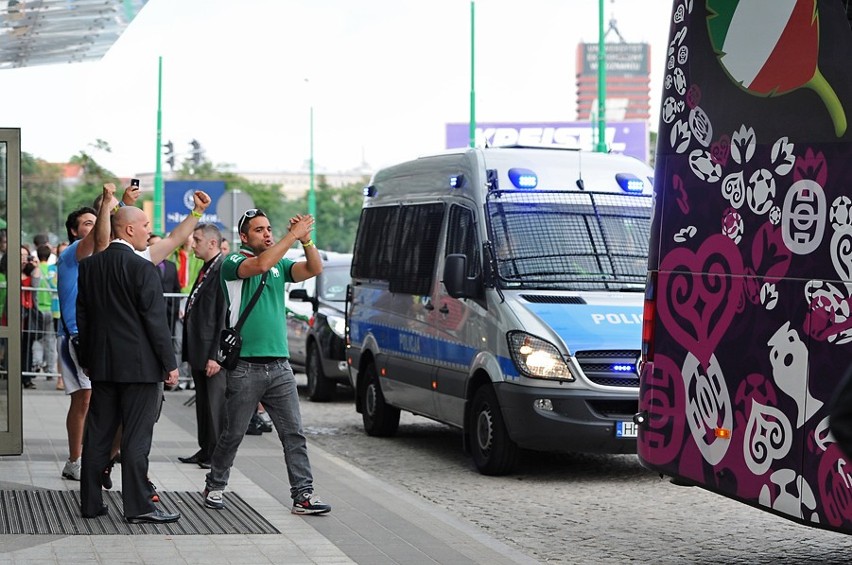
top-left (238, 208), bottom-right (266, 233)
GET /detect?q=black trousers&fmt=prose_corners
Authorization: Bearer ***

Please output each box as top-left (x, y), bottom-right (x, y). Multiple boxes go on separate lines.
top-left (81, 381), bottom-right (160, 518)
top-left (191, 367), bottom-right (227, 461)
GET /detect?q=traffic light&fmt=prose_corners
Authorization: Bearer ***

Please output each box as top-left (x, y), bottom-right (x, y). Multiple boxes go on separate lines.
top-left (190, 139), bottom-right (203, 166)
top-left (163, 140), bottom-right (175, 170)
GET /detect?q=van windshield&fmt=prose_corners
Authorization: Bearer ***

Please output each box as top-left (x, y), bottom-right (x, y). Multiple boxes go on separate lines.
top-left (486, 190), bottom-right (651, 291)
top-left (319, 264), bottom-right (351, 301)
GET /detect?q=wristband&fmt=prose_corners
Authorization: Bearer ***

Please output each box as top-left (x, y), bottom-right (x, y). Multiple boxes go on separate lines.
top-left (191, 210), bottom-right (203, 218)
top-left (302, 239), bottom-right (315, 248)
top-left (118, 201), bottom-right (126, 208)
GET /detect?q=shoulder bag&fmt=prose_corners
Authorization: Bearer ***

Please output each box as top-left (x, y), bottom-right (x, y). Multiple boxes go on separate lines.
top-left (218, 272), bottom-right (268, 370)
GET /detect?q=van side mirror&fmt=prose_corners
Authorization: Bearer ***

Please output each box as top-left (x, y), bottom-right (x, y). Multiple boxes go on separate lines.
top-left (289, 288), bottom-right (311, 302)
top-left (443, 254), bottom-right (481, 299)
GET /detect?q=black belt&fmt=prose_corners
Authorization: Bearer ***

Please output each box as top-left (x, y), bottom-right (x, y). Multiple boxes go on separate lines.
top-left (241, 356), bottom-right (287, 366)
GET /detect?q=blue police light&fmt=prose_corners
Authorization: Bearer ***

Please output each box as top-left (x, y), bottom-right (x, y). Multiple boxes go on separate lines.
top-left (449, 174), bottom-right (465, 189)
top-left (508, 168), bottom-right (538, 189)
top-left (611, 364), bottom-right (635, 373)
top-left (363, 185), bottom-right (377, 197)
top-left (615, 173), bottom-right (645, 193)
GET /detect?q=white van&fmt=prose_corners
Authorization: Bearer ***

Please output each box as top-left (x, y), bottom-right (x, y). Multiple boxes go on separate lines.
top-left (346, 146), bottom-right (653, 474)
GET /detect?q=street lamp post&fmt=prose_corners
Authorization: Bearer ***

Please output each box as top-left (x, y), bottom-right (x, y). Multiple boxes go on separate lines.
top-left (154, 56), bottom-right (164, 232)
top-left (595, 0), bottom-right (607, 153)
top-left (469, 0), bottom-right (476, 148)
top-left (308, 105), bottom-right (316, 237)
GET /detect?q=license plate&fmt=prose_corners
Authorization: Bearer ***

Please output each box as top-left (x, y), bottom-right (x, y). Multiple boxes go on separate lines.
top-left (616, 420), bottom-right (638, 438)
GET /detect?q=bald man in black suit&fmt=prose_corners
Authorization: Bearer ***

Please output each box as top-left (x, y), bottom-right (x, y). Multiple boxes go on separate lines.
top-left (77, 207), bottom-right (181, 523)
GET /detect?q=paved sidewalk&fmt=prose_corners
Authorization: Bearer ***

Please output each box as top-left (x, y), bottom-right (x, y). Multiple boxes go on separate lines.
top-left (0, 388), bottom-right (537, 564)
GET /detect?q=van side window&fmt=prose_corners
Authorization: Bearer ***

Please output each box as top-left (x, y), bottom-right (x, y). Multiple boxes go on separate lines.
top-left (351, 203), bottom-right (444, 296)
top-left (445, 205), bottom-right (480, 278)
top-left (352, 206), bottom-right (400, 282)
top-left (392, 203), bottom-right (444, 295)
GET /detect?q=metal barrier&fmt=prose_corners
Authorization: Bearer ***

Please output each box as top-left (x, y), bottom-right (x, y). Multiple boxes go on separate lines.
top-left (18, 288), bottom-right (190, 386)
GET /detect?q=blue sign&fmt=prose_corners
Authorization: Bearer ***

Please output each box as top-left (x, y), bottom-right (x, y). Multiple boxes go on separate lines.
top-left (164, 180), bottom-right (226, 233)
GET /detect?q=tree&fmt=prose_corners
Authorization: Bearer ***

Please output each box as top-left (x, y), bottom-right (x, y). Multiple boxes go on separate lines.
top-left (290, 175), bottom-right (367, 253)
top-left (21, 153), bottom-right (63, 242)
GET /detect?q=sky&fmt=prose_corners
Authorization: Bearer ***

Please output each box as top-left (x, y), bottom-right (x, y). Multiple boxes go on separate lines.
top-left (0, 0), bottom-right (674, 178)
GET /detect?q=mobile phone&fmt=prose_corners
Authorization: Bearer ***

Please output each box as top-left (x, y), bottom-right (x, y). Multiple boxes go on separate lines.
top-left (131, 178), bottom-right (140, 188)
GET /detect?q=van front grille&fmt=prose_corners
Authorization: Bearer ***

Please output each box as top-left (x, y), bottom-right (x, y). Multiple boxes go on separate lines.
top-left (574, 350), bottom-right (640, 388)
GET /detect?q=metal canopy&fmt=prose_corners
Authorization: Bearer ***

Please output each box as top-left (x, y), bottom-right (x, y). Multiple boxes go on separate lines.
top-left (0, 0), bottom-right (147, 69)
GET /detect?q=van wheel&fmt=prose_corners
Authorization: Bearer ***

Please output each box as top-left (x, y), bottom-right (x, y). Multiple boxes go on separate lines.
top-left (306, 343), bottom-right (334, 402)
top-left (361, 363), bottom-right (399, 437)
top-left (470, 385), bottom-right (518, 475)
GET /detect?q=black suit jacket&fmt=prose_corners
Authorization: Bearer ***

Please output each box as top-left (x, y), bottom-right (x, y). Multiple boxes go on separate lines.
top-left (77, 242), bottom-right (178, 383)
top-left (182, 253), bottom-right (227, 368)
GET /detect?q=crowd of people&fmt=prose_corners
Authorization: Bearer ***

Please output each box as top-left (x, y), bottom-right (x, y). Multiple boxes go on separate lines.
top-left (15, 181), bottom-right (331, 523)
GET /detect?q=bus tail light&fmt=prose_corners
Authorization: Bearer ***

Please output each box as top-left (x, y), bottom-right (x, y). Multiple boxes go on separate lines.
top-left (641, 271), bottom-right (657, 366)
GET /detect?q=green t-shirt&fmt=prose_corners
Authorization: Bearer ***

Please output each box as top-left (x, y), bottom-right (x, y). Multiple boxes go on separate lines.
top-left (220, 246), bottom-right (295, 358)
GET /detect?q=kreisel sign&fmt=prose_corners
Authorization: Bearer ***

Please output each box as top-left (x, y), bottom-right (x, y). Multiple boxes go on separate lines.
top-left (445, 121), bottom-right (649, 163)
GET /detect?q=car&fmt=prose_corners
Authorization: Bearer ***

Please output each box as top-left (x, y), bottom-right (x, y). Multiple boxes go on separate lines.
top-left (286, 251), bottom-right (352, 401)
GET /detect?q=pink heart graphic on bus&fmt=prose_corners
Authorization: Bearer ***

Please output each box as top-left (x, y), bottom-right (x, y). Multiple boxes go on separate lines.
top-left (658, 235), bottom-right (744, 366)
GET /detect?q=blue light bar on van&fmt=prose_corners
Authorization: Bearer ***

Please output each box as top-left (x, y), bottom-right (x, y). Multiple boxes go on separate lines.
top-left (611, 364), bottom-right (635, 373)
top-left (363, 185), bottom-right (377, 197)
top-left (508, 168), bottom-right (538, 189)
top-left (615, 173), bottom-right (644, 193)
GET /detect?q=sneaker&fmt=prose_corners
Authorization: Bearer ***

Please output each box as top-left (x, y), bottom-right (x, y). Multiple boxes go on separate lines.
top-left (23, 381), bottom-right (36, 389)
top-left (203, 488), bottom-right (225, 510)
top-left (245, 414), bottom-right (264, 436)
top-left (148, 479), bottom-right (159, 503)
top-left (101, 455), bottom-right (118, 490)
top-left (291, 491), bottom-right (331, 515)
top-left (62, 458), bottom-right (81, 481)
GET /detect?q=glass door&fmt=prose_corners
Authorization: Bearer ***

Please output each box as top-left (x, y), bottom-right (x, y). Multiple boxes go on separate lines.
top-left (0, 128), bottom-right (21, 455)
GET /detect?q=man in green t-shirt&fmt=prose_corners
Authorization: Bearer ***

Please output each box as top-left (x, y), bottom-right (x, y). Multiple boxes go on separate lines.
top-left (203, 208), bottom-right (330, 515)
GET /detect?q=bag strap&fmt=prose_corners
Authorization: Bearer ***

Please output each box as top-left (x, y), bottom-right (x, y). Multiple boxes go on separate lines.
top-left (233, 271), bottom-right (269, 332)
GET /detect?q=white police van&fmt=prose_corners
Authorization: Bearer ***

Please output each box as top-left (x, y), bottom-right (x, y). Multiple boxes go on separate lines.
top-left (346, 146), bottom-right (653, 475)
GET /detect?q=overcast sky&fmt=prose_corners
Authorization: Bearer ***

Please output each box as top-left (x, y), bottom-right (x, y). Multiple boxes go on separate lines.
top-left (0, 0), bottom-right (673, 178)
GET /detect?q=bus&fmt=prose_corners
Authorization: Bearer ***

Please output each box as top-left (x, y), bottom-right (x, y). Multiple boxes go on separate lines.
top-left (638, 0), bottom-right (852, 534)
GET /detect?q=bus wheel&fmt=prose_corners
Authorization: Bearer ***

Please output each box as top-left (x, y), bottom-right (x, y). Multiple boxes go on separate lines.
top-left (470, 385), bottom-right (518, 475)
top-left (306, 343), bottom-right (334, 402)
top-left (361, 362), bottom-right (399, 437)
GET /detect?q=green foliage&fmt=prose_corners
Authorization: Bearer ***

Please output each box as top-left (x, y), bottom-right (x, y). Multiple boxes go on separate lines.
top-left (177, 157), bottom-right (367, 253)
top-left (288, 175), bottom-right (367, 253)
top-left (21, 143), bottom-right (367, 254)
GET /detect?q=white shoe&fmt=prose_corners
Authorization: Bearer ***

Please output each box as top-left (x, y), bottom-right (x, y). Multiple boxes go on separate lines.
top-left (62, 458), bottom-right (81, 481)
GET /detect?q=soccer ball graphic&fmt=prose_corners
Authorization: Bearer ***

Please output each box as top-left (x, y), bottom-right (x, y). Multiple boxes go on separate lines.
top-left (747, 169), bottom-right (775, 215)
top-left (830, 196), bottom-right (852, 228)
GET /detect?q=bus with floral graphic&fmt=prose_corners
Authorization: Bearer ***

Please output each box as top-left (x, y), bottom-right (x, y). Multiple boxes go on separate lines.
top-left (637, 0), bottom-right (852, 533)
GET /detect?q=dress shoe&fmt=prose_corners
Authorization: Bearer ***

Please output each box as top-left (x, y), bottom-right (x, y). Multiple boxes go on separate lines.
top-left (178, 451), bottom-right (203, 464)
top-left (126, 509), bottom-right (180, 524)
top-left (197, 460), bottom-right (212, 469)
top-left (82, 505), bottom-right (108, 518)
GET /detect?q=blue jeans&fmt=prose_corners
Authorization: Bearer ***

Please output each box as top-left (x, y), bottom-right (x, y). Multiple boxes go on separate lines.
top-left (205, 358), bottom-right (313, 500)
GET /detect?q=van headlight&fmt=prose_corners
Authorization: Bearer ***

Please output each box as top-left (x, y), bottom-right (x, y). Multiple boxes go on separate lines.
top-left (328, 315), bottom-right (346, 338)
top-left (507, 331), bottom-right (574, 381)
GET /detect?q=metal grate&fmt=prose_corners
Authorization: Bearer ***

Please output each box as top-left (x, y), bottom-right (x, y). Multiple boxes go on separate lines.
top-left (0, 490), bottom-right (280, 535)
top-left (486, 190), bottom-right (651, 291)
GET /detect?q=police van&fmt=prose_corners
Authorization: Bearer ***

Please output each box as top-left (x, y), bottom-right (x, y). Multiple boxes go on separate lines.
top-left (346, 146), bottom-right (653, 474)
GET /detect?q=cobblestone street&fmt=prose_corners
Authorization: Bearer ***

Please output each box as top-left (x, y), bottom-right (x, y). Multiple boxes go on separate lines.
top-left (293, 382), bottom-right (852, 564)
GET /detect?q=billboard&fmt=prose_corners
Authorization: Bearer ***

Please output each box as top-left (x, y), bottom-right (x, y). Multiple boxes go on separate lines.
top-left (445, 121), bottom-right (649, 163)
top-left (164, 180), bottom-right (226, 234)
top-left (579, 43), bottom-right (650, 77)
